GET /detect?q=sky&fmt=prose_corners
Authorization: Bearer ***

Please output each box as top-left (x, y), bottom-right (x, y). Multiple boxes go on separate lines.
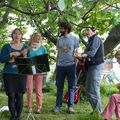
top-left (23, 26), bottom-right (34, 39)
top-left (8, 25), bottom-right (35, 40)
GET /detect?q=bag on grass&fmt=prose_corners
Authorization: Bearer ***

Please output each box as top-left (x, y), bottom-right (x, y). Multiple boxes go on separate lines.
top-left (63, 84), bottom-right (81, 104)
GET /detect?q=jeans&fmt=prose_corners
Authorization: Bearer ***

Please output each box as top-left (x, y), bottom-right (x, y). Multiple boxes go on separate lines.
top-left (85, 63), bottom-right (103, 114)
top-left (56, 64), bottom-right (76, 108)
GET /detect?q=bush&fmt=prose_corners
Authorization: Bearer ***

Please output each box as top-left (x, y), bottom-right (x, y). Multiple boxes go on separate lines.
top-left (101, 80), bottom-right (118, 97)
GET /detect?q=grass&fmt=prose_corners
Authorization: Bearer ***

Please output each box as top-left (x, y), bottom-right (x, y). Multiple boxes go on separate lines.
top-left (0, 80), bottom-right (117, 120)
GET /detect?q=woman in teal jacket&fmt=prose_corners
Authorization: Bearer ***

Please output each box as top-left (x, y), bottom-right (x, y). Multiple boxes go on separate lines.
top-left (0, 28), bottom-right (28, 120)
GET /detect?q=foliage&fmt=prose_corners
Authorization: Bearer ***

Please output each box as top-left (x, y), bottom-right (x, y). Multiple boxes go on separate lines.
top-left (101, 80), bottom-right (118, 97)
top-left (0, 0), bottom-right (120, 62)
top-left (0, 28), bottom-right (9, 48)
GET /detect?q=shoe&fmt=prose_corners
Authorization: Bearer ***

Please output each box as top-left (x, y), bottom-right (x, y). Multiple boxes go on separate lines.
top-left (52, 106), bottom-right (61, 113)
top-left (36, 109), bottom-right (41, 114)
top-left (68, 107), bottom-right (74, 114)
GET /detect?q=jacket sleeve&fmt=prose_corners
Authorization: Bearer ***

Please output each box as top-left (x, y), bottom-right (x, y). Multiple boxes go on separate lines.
top-left (0, 44), bottom-right (11, 63)
top-left (86, 36), bottom-right (101, 57)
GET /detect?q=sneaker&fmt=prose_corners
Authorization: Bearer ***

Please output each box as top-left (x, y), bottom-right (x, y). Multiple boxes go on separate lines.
top-left (52, 106), bottom-right (61, 113)
top-left (36, 109), bottom-right (41, 114)
top-left (68, 107), bottom-right (74, 114)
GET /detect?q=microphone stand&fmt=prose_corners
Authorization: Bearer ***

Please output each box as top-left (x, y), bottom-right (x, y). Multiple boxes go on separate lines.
top-left (27, 110), bottom-right (36, 120)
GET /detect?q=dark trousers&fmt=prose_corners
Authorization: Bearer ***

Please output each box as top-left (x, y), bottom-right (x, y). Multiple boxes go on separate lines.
top-left (8, 93), bottom-right (23, 118)
top-left (3, 73), bottom-right (27, 119)
top-left (56, 64), bottom-right (76, 107)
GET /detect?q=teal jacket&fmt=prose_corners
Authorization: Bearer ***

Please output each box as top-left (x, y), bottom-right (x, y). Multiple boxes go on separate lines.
top-left (28, 45), bottom-right (47, 57)
top-left (0, 43), bottom-right (28, 74)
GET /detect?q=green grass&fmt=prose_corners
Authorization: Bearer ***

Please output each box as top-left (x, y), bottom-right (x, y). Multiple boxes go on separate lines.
top-left (0, 81), bottom-right (117, 120)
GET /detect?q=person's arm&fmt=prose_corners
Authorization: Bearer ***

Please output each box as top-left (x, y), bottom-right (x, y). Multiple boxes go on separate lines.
top-left (73, 36), bottom-right (81, 60)
top-left (0, 44), bottom-right (11, 63)
top-left (0, 45), bottom-right (21, 63)
top-left (0, 44), bottom-right (21, 63)
top-left (54, 39), bottom-right (60, 73)
top-left (53, 48), bottom-right (59, 74)
top-left (74, 36), bottom-right (80, 53)
top-left (20, 45), bottom-right (29, 57)
top-left (84, 36), bottom-right (101, 58)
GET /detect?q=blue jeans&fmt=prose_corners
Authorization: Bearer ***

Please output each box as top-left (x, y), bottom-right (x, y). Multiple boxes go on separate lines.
top-left (85, 63), bottom-right (103, 114)
top-left (56, 64), bottom-right (76, 108)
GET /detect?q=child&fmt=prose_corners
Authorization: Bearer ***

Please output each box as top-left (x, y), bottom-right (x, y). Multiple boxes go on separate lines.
top-left (101, 50), bottom-right (120, 120)
top-left (26, 32), bottom-right (47, 113)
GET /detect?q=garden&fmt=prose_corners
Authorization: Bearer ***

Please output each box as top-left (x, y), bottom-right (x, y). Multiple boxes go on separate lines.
top-left (0, 78), bottom-right (118, 120)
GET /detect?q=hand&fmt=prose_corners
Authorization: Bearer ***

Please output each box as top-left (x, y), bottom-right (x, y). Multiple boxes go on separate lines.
top-left (74, 52), bottom-right (82, 58)
top-left (8, 58), bottom-right (15, 63)
top-left (82, 53), bottom-right (88, 58)
top-left (21, 49), bottom-right (28, 56)
top-left (10, 52), bottom-right (21, 57)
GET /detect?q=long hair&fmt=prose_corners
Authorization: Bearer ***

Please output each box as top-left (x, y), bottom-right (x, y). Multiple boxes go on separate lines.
top-left (29, 32), bottom-right (42, 46)
top-left (11, 28), bottom-right (23, 42)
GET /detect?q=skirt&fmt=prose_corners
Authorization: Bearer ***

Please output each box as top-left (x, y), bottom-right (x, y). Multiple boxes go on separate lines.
top-left (3, 73), bottom-right (27, 95)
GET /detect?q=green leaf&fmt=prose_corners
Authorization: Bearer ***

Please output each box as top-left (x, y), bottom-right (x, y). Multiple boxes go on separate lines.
top-left (58, 0), bottom-right (65, 11)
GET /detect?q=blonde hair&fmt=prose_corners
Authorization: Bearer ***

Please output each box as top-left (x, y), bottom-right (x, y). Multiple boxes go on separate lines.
top-left (29, 32), bottom-right (42, 46)
top-left (115, 50), bottom-right (120, 58)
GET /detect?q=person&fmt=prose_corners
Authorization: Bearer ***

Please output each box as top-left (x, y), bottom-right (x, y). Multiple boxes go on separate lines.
top-left (81, 26), bottom-right (104, 114)
top-left (0, 28), bottom-right (28, 120)
top-left (101, 50), bottom-right (120, 120)
top-left (52, 21), bottom-right (80, 113)
top-left (26, 32), bottom-right (47, 113)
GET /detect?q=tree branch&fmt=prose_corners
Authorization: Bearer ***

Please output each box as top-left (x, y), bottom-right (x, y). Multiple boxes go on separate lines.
top-left (1, 2), bottom-right (57, 16)
top-left (104, 1), bottom-right (120, 9)
top-left (82, 0), bottom-right (100, 21)
top-left (26, 1), bottom-right (57, 45)
top-left (0, 0), bottom-right (6, 7)
top-left (0, 0), bottom-right (16, 28)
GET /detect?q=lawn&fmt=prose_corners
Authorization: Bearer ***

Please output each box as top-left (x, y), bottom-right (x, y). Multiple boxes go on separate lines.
top-left (0, 81), bottom-right (117, 120)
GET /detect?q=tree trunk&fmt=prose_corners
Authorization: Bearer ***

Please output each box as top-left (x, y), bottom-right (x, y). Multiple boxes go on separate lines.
top-left (104, 24), bottom-right (120, 56)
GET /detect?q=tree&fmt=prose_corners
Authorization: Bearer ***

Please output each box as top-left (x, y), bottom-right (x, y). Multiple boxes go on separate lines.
top-left (104, 23), bottom-right (120, 56)
top-left (0, 0), bottom-right (120, 57)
